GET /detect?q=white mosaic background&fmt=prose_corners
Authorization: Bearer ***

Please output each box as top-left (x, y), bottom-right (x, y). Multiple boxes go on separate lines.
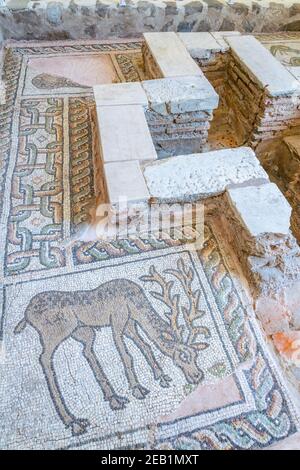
top-left (0, 248), bottom-right (239, 449)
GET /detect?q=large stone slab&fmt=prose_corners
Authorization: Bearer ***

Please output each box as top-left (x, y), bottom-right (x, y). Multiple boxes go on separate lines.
top-left (97, 105), bottom-right (157, 163)
top-left (178, 32), bottom-right (223, 59)
top-left (226, 183), bottom-right (292, 237)
top-left (142, 76), bottom-right (219, 116)
top-left (94, 82), bottom-right (148, 107)
top-left (143, 32), bottom-right (203, 78)
top-left (143, 147), bottom-right (268, 202)
top-left (226, 35), bottom-right (300, 97)
top-left (104, 160), bottom-right (150, 205)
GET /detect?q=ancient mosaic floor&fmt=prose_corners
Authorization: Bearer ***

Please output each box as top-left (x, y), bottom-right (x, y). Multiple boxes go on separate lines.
top-left (258, 32), bottom-right (300, 81)
top-left (0, 39), bottom-right (300, 450)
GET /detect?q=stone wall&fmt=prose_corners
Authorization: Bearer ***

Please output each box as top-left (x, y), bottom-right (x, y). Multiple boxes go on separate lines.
top-left (142, 33), bottom-right (219, 156)
top-left (223, 182), bottom-right (300, 298)
top-left (0, 1), bottom-right (300, 41)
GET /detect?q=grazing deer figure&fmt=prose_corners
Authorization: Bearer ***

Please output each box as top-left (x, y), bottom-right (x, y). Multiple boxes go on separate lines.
top-left (14, 259), bottom-right (209, 436)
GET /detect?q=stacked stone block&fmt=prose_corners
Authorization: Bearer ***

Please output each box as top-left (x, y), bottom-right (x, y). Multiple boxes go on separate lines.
top-left (144, 36), bottom-right (225, 91)
top-left (177, 31), bottom-right (241, 138)
top-left (178, 32), bottom-right (240, 95)
top-left (196, 52), bottom-right (228, 95)
top-left (226, 36), bottom-right (300, 146)
top-left (142, 33), bottom-right (219, 156)
top-left (253, 96), bottom-right (300, 143)
top-left (143, 75), bottom-right (218, 157)
top-left (225, 55), bottom-right (263, 144)
top-left (145, 108), bottom-right (213, 157)
top-left (224, 182), bottom-right (300, 298)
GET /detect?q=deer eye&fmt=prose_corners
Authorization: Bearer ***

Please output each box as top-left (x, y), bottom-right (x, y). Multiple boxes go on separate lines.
top-left (179, 351), bottom-right (190, 363)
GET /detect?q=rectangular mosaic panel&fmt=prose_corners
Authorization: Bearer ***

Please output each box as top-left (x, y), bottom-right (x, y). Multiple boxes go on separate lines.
top-left (5, 98), bottom-right (66, 275)
top-left (1, 245), bottom-right (298, 449)
top-left (1, 247), bottom-right (246, 448)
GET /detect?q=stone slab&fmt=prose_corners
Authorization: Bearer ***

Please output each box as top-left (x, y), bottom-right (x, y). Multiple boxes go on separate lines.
top-left (94, 82), bottom-right (148, 107)
top-left (226, 35), bottom-right (300, 97)
top-left (143, 147), bottom-right (268, 202)
top-left (178, 32), bottom-right (223, 59)
top-left (104, 160), bottom-right (150, 205)
top-left (142, 76), bottom-right (219, 116)
top-left (97, 105), bottom-right (157, 163)
top-left (143, 32), bottom-right (203, 78)
top-left (226, 182), bottom-right (292, 237)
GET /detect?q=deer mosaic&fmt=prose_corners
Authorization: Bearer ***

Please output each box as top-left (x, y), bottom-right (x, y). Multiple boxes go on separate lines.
top-left (14, 258), bottom-right (210, 435)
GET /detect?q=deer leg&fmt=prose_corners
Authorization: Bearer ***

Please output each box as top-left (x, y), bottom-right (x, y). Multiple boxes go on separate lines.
top-left (39, 346), bottom-right (89, 436)
top-left (125, 320), bottom-right (172, 388)
top-left (111, 321), bottom-right (150, 400)
top-left (72, 326), bottom-right (129, 411)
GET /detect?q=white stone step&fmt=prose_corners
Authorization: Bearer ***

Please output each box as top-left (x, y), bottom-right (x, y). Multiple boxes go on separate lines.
top-left (226, 35), bottom-right (300, 97)
top-left (178, 32), bottom-right (224, 59)
top-left (97, 105), bottom-right (157, 163)
top-left (104, 160), bottom-right (150, 205)
top-left (143, 32), bottom-right (203, 78)
top-left (142, 75), bottom-right (219, 115)
top-left (94, 82), bottom-right (148, 107)
top-left (226, 183), bottom-right (291, 237)
top-left (142, 147), bottom-right (268, 202)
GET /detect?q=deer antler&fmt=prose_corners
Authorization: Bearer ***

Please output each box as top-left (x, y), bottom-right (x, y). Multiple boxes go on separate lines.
top-left (140, 265), bottom-right (184, 339)
top-left (165, 258), bottom-right (209, 347)
top-left (141, 261), bottom-right (210, 349)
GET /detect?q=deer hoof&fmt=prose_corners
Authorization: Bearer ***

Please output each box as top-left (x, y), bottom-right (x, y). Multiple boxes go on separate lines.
top-left (109, 395), bottom-right (129, 410)
top-left (132, 384), bottom-right (150, 400)
top-left (70, 418), bottom-right (90, 436)
top-left (159, 374), bottom-right (172, 388)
